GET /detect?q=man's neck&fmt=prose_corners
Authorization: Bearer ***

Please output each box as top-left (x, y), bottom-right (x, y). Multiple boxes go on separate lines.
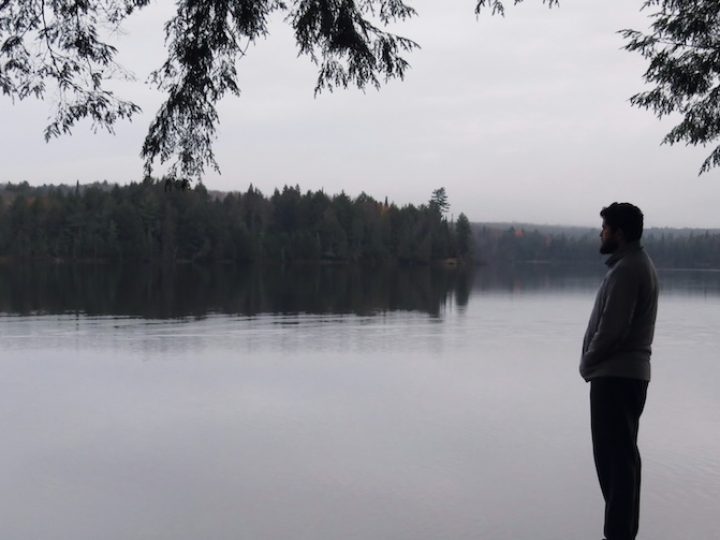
top-left (606, 240), bottom-right (642, 266)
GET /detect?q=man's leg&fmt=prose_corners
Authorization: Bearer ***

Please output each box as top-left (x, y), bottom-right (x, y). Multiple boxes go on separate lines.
top-left (590, 377), bottom-right (648, 540)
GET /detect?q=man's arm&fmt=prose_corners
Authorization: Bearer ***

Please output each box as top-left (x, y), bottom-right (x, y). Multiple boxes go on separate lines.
top-left (582, 267), bottom-right (638, 368)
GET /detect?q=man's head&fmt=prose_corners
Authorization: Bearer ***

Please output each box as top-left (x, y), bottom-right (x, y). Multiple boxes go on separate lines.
top-left (599, 202), bottom-right (644, 254)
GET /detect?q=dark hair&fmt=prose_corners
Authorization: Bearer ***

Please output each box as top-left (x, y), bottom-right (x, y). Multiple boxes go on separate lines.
top-left (600, 202), bottom-right (644, 242)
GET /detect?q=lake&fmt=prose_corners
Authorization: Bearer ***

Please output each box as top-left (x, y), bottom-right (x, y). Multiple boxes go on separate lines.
top-left (1, 263), bottom-right (718, 540)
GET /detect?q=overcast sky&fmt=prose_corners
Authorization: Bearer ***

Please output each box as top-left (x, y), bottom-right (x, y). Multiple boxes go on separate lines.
top-left (2, 0), bottom-right (719, 228)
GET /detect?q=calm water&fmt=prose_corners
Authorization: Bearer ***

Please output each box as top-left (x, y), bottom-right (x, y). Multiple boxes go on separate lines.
top-left (1, 264), bottom-right (718, 540)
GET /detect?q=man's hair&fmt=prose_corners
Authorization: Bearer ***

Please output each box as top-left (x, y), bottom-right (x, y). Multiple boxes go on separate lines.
top-left (600, 202), bottom-right (644, 242)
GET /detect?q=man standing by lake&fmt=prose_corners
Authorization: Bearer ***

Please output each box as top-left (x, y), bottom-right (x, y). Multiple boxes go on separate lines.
top-left (580, 202), bottom-right (659, 540)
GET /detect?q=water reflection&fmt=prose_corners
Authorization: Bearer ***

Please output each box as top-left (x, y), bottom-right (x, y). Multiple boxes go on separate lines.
top-left (474, 263), bottom-right (720, 296)
top-left (1, 264), bottom-right (719, 540)
top-left (0, 263), bottom-right (473, 318)
top-left (2, 262), bottom-right (720, 318)
top-left (472, 263), bottom-right (604, 292)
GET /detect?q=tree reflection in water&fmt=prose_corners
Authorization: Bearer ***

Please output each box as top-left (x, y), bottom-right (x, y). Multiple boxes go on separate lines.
top-left (0, 263), bottom-right (473, 319)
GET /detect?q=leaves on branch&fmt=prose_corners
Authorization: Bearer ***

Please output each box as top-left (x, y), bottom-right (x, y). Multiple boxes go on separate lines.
top-left (290, 0), bottom-right (419, 95)
top-left (0, 0), bottom-right (145, 138)
top-left (1, 0), bottom-right (558, 181)
top-left (141, 0), bottom-right (278, 179)
top-left (622, 0), bottom-right (720, 174)
top-left (474, 0), bottom-right (558, 17)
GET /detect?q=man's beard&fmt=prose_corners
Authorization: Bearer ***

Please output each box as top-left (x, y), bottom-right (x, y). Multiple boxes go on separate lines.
top-left (599, 238), bottom-right (619, 254)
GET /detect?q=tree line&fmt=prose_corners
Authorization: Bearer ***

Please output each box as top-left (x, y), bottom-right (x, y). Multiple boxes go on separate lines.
top-left (473, 225), bottom-right (720, 269)
top-left (0, 180), bottom-right (474, 265)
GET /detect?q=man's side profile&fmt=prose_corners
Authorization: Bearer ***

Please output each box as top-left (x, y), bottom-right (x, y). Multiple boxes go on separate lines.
top-left (580, 202), bottom-right (659, 540)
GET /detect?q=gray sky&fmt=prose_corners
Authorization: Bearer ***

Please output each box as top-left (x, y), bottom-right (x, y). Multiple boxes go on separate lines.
top-left (2, 0), bottom-right (719, 228)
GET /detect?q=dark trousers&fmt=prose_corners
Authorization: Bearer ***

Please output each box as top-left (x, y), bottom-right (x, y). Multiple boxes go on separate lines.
top-left (590, 377), bottom-right (648, 540)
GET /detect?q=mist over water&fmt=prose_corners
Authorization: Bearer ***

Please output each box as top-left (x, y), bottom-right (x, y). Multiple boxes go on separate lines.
top-left (1, 264), bottom-right (718, 540)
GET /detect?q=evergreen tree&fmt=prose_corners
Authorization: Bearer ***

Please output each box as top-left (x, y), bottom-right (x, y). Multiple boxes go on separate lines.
top-left (429, 187), bottom-right (450, 217)
top-left (456, 213), bottom-right (473, 260)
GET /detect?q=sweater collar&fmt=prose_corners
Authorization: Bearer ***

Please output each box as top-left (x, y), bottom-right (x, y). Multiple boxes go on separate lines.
top-left (605, 240), bottom-right (643, 267)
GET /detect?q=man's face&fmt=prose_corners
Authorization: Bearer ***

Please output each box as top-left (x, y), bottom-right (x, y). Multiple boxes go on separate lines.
top-left (599, 220), bottom-right (620, 254)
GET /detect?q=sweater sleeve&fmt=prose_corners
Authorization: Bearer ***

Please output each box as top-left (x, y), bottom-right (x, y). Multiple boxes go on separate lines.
top-left (581, 266), bottom-right (638, 368)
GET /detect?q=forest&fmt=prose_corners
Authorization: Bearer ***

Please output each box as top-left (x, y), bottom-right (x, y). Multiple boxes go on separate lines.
top-left (0, 180), bottom-right (473, 265)
top-left (3, 180), bottom-right (719, 269)
top-left (473, 224), bottom-right (720, 269)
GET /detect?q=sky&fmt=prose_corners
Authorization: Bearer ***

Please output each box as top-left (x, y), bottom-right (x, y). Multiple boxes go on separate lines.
top-left (1, 0), bottom-right (719, 228)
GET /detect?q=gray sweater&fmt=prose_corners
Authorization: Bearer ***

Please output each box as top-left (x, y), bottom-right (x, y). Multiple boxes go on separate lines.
top-left (580, 242), bottom-right (659, 382)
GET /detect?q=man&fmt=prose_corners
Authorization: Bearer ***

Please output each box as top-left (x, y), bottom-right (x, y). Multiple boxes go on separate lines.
top-left (580, 202), bottom-right (659, 540)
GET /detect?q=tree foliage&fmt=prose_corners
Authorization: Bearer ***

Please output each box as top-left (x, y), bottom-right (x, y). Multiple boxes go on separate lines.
top-left (621, 1), bottom-right (720, 174)
top-left (472, 223), bottom-right (720, 268)
top-left (0, 0), bottom-right (422, 179)
top-left (455, 212), bottom-right (472, 258)
top-left (0, 180), bottom-right (473, 264)
top-left (429, 186), bottom-right (449, 216)
top-left (474, 0), bottom-right (557, 16)
top-left (0, 0), bottom-right (563, 180)
top-left (0, 0), bottom-right (146, 139)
